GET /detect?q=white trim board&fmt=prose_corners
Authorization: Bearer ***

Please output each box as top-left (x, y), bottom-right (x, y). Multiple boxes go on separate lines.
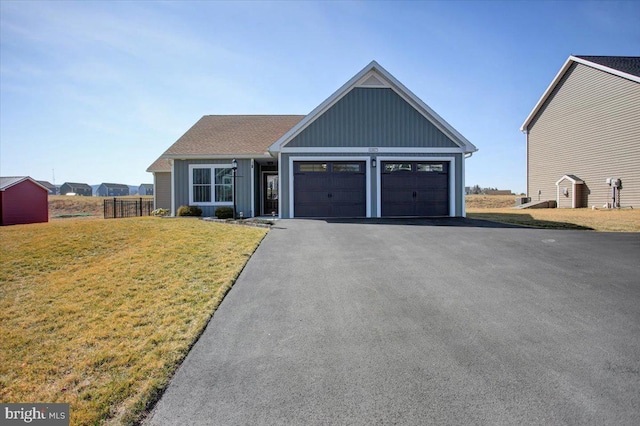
top-left (287, 156), bottom-right (372, 219)
top-left (375, 156), bottom-right (457, 218)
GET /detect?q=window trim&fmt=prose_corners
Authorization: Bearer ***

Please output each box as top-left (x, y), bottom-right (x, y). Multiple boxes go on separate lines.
top-left (188, 164), bottom-right (234, 206)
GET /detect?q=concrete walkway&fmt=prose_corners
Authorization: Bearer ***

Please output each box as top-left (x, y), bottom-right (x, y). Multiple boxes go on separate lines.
top-left (147, 219), bottom-right (640, 425)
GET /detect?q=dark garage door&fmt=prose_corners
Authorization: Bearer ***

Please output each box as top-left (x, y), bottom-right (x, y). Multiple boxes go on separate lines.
top-left (294, 161), bottom-right (366, 217)
top-left (381, 161), bottom-right (449, 216)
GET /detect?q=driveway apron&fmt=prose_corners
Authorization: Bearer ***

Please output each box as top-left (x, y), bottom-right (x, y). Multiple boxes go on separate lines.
top-left (147, 219), bottom-right (640, 425)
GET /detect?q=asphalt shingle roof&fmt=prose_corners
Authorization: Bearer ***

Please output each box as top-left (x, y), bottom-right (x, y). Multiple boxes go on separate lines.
top-left (575, 56), bottom-right (640, 78)
top-left (162, 115), bottom-right (305, 157)
top-left (0, 176), bottom-right (27, 190)
top-left (146, 157), bottom-right (172, 173)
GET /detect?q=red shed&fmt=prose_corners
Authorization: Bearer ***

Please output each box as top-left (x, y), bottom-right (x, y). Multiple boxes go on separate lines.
top-left (0, 177), bottom-right (49, 226)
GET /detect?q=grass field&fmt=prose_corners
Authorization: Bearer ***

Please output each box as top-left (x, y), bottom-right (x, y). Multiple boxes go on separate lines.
top-left (0, 218), bottom-right (267, 425)
top-left (464, 194), bottom-right (639, 232)
top-left (49, 195), bottom-right (151, 219)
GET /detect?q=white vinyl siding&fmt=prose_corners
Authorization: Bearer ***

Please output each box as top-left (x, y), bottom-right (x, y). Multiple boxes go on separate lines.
top-left (527, 63), bottom-right (640, 207)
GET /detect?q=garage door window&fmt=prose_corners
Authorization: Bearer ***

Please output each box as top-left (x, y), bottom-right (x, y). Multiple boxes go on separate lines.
top-left (298, 163), bottom-right (327, 172)
top-left (384, 163), bottom-right (412, 172)
top-left (417, 163), bottom-right (444, 172)
top-left (332, 163), bottom-right (363, 172)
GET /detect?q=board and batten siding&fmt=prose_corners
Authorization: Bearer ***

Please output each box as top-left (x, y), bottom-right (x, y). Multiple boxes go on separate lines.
top-left (527, 62), bottom-right (640, 207)
top-left (173, 159), bottom-right (253, 217)
top-left (153, 172), bottom-right (171, 210)
top-left (287, 88), bottom-right (459, 148)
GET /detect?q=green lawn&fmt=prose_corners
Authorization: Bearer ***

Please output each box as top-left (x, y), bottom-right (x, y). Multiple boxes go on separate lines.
top-left (0, 217), bottom-right (267, 425)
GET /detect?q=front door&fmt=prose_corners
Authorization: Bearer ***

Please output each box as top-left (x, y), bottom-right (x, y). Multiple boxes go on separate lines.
top-left (263, 173), bottom-right (279, 216)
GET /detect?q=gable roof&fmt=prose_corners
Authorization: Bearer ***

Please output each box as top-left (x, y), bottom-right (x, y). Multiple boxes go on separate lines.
top-left (99, 183), bottom-right (129, 190)
top-left (269, 60), bottom-right (477, 154)
top-left (574, 56), bottom-right (640, 78)
top-left (1, 176), bottom-right (49, 192)
top-left (36, 180), bottom-right (56, 190)
top-left (161, 115), bottom-right (305, 159)
top-left (521, 55), bottom-right (640, 131)
top-left (62, 182), bottom-right (92, 190)
top-left (139, 183), bottom-right (153, 189)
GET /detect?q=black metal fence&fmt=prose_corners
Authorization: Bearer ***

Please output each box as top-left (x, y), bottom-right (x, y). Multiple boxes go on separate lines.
top-left (104, 198), bottom-right (154, 219)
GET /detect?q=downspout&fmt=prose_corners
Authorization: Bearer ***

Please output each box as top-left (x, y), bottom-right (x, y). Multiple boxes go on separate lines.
top-left (523, 129), bottom-right (529, 199)
top-left (169, 159), bottom-right (175, 216)
top-left (462, 152), bottom-right (473, 217)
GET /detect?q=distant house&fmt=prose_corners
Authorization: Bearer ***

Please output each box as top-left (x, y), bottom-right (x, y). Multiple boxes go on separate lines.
top-left (96, 183), bottom-right (130, 197)
top-left (1, 177), bottom-right (49, 225)
top-left (138, 184), bottom-right (154, 196)
top-left (37, 180), bottom-right (57, 195)
top-left (146, 158), bottom-right (171, 210)
top-left (60, 182), bottom-right (93, 196)
top-left (485, 190), bottom-right (512, 195)
top-left (521, 55), bottom-right (640, 208)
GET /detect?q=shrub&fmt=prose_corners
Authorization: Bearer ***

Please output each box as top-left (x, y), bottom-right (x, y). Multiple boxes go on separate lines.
top-left (176, 205), bottom-right (202, 217)
top-left (151, 208), bottom-right (170, 217)
top-left (215, 207), bottom-right (234, 219)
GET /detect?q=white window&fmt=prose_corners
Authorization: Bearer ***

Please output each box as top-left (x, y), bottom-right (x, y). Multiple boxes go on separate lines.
top-left (189, 164), bottom-right (234, 205)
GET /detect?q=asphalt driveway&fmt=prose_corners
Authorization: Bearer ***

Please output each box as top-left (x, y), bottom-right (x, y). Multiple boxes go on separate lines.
top-left (147, 218), bottom-right (640, 425)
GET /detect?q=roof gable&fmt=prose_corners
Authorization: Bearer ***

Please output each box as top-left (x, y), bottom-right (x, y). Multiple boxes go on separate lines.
top-left (521, 55), bottom-right (640, 131)
top-left (1, 176), bottom-right (49, 192)
top-left (269, 61), bottom-right (476, 153)
top-left (63, 182), bottom-right (92, 190)
top-left (161, 115), bottom-right (304, 159)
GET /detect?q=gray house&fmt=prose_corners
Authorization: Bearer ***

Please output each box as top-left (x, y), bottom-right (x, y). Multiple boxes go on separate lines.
top-left (96, 183), bottom-right (130, 197)
top-left (60, 182), bottom-right (92, 196)
top-left (148, 61), bottom-right (477, 218)
top-left (36, 180), bottom-right (57, 195)
top-left (138, 184), bottom-right (154, 196)
top-left (521, 55), bottom-right (640, 208)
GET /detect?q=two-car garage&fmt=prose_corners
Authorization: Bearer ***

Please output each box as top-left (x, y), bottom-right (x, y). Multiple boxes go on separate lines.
top-left (292, 160), bottom-right (450, 218)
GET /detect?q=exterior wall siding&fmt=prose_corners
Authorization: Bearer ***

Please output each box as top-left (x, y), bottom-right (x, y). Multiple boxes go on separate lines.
top-left (279, 152), bottom-right (463, 218)
top-left (527, 63), bottom-right (640, 207)
top-left (154, 172), bottom-right (171, 210)
top-left (287, 88), bottom-right (459, 148)
top-left (173, 159), bottom-right (254, 217)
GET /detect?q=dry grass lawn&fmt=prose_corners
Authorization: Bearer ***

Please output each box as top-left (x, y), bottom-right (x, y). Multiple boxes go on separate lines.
top-left (0, 217), bottom-right (267, 425)
top-left (467, 204), bottom-right (639, 232)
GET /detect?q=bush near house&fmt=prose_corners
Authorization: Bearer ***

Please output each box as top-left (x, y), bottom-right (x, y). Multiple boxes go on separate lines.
top-left (215, 207), bottom-right (234, 219)
top-left (176, 205), bottom-right (202, 217)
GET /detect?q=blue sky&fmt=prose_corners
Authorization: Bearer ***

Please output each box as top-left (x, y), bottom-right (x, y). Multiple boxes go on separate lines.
top-left (1, 1), bottom-right (639, 193)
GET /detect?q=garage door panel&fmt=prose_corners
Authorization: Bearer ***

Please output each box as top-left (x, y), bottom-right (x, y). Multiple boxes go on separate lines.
top-left (293, 161), bottom-right (366, 218)
top-left (381, 161), bottom-right (449, 217)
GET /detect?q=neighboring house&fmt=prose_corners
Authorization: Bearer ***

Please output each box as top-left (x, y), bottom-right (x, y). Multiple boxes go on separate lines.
top-left (37, 180), bottom-right (57, 195)
top-left (138, 184), bottom-right (154, 196)
top-left (485, 190), bottom-right (512, 195)
top-left (96, 183), bottom-right (130, 197)
top-left (146, 158), bottom-right (172, 210)
top-left (148, 61), bottom-right (477, 218)
top-left (521, 55), bottom-right (640, 208)
top-left (60, 182), bottom-right (93, 196)
top-left (0, 177), bottom-right (49, 225)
